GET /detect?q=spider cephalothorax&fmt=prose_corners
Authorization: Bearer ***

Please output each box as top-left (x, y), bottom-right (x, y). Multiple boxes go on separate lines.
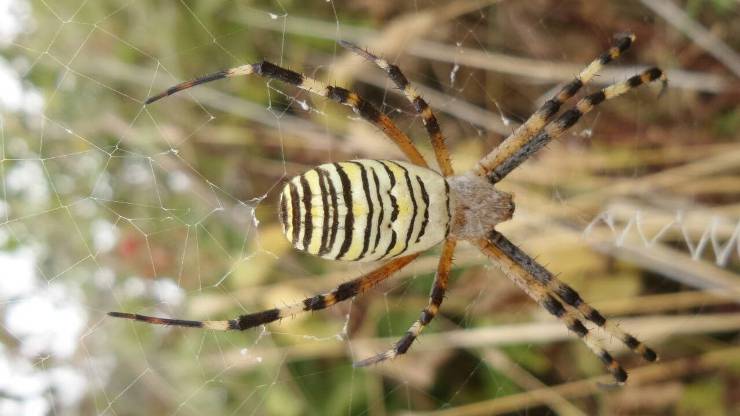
top-left (446, 172), bottom-right (514, 240)
top-left (111, 33), bottom-right (665, 383)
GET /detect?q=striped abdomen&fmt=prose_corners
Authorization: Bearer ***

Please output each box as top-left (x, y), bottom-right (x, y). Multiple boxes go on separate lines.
top-left (279, 160), bottom-right (450, 262)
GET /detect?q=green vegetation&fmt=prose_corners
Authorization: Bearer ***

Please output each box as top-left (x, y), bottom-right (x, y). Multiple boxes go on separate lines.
top-left (2, 1), bottom-right (738, 414)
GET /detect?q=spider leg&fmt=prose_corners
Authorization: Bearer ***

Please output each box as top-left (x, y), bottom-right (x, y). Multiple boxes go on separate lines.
top-left (486, 67), bottom-right (666, 183)
top-left (354, 238), bottom-right (456, 367)
top-left (476, 33), bottom-right (636, 176)
top-left (476, 33), bottom-right (636, 178)
top-left (485, 231), bottom-right (656, 361)
top-left (340, 41), bottom-right (454, 176)
top-left (475, 34), bottom-right (660, 181)
top-left (145, 62), bottom-right (428, 167)
top-left (475, 235), bottom-right (626, 383)
top-left (475, 232), bottom-right (656, 383)
top-left (108, 253), bottom-right (418, 331)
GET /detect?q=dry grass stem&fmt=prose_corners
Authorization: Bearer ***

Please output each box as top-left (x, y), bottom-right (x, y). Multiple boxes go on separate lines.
top-left (482, 349), bottom-right (587, 416)
top-left (401, 346), bottom-right (740, 415)
top-left (236, 10), bottom-right (730, 93)
top-left (211, 312), bottom-right (740, 370)
top-left (641, 0), bottom-right (740, 77)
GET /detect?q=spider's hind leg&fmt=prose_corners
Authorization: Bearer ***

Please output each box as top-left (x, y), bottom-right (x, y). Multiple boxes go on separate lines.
top-left (109, 254), bottom-right (418, 332)
top-left (144, 60), bottom-right (429, 168)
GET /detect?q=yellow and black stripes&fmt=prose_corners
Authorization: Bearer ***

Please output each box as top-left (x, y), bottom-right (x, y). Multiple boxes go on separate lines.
top-left (107, 36), bottom-right (669, 386)
top-left (352, 161), bottom-right (374, 259)
top-left (354, 239), bottom-right (457, 367)
top-left (108, 254), bottom-right (419, 332)
top-left (487, 67), bottom-right (666, 183)
top-left (487, 231), bottom-right (657, 362)
top-left (479, 232), bottom-right (657, 383)
top-left (415, 176), bottom-right (430, 243)
top-left (145, 60), bottom-right (428, 168)
top-left (475, 236), bottom-right (627, 382)
top-left (340, 41), bottom-right (454, 177)
top-left (278, 160), bottom-right (451, 262)
top-left (476, 33), bottom-right (639, 179)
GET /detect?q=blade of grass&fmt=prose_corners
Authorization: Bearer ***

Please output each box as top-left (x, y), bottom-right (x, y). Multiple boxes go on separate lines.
top-left (402, 346), bottom-right (740, 415)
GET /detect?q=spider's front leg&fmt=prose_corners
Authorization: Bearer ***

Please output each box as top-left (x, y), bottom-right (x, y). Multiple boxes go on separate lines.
top-left (475, 33), bottom-right (636, 177)
top-left (476, 34), bottom-right (666, 183)
top-left (475, 232), bottom-right (656, 383)
top-left (486, 68), bottom-right (666, 182)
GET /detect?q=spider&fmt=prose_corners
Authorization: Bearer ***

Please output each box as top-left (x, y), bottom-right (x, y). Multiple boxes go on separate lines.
top-left (110, 33), bottom-right (666, 384)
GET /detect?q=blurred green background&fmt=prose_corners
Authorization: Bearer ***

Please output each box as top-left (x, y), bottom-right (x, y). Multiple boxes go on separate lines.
top-left (1, 0), bottom-right (739, 415)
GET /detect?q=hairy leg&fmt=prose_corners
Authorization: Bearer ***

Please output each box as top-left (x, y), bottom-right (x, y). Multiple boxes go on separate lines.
top-left (476, 33), bottom-right (637, 178)
top-left (340, 41), bottom-right (454, 176)
top-left (475, 34), bottom-right (663, 182)
top-left (354, 238), bottom-right (457, 367)
top-left (145, 61), bottom-right (428, 167)
top-left (109, 253), bottom-right (418, 331)
top-left (475, 233), bottom-right (656, 383)
top-left (485, 231), bottom-right (656, 361)
top-left (486, 67), bottom-right (666, 182)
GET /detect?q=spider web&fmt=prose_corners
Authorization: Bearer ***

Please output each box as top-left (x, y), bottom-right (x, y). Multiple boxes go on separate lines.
top-left (1, 1), bottom-right (738, 415)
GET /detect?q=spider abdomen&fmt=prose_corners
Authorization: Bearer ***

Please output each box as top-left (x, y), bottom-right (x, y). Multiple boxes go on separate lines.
top-left (279, 160), bottom-right (450, 262)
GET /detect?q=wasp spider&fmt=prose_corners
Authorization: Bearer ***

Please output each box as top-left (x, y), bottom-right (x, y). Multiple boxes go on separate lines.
top-left (110, 33), bottom-right (666, 383)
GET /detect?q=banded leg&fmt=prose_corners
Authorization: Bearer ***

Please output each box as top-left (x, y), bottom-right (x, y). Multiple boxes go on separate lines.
top-left (145, 61), bottom-right (428, 168)
top-left (475, 233), bottom-right (656, 383)
top-left (487, 67), bottom-right (666, 182)
top-left (108, 253), bottom-right (418, 331)
top-left (474, 235), bottom-right (626, 382)
top-left (340, 41), bottom-right (454, 177)
top-left (354, 238), bottom-right (457, 367)
top-left (476, 33), bottom-right (638, 179)
top-left (485, 231), bottom-right (656, 361)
